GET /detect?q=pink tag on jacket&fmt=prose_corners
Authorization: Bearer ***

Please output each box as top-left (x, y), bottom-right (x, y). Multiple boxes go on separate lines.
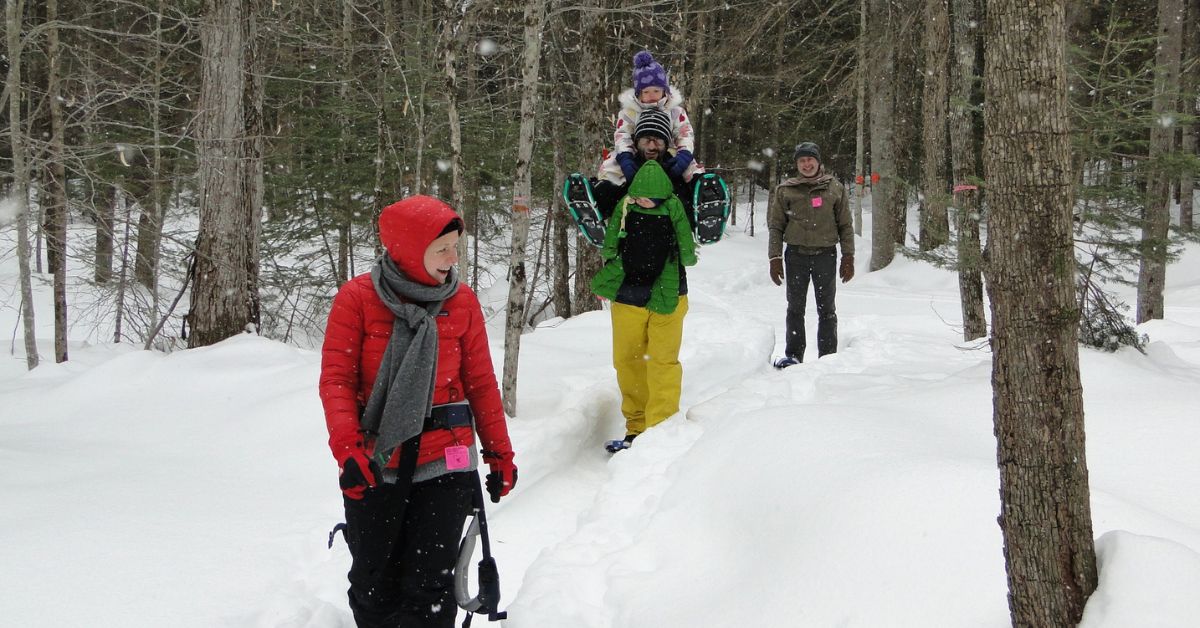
top-left (811, 197), bottom-right (823, 208)
top-left (445, 446), bottom-right (470, 470)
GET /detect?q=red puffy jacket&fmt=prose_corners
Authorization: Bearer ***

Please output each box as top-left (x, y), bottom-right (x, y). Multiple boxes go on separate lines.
top-left (318, 196), bottom-right (513, 470)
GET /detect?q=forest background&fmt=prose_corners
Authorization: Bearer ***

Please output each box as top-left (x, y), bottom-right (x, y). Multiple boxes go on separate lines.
top-left (4, 0), bottom-right (1194, 362)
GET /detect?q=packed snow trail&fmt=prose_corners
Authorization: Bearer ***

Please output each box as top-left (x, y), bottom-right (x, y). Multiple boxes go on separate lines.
top-left (4, 202), bottom-right (1200, 627)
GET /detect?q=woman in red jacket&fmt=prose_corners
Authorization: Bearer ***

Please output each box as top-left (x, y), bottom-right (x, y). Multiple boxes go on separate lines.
top-left (319, 195), bottom-right (517, 628)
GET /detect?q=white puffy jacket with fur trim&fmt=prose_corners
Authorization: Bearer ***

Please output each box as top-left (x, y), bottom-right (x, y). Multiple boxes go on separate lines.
top-left (596, 87), bottom-right (699, 185)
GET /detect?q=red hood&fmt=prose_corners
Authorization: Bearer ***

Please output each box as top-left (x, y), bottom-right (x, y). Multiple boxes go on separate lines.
top-left (377, 195), bottom-right (462, 286)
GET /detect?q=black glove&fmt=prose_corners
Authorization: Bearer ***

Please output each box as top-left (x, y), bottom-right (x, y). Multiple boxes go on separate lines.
top-left (486, 466), bottom-right (518, 503)
top-left (338, 451), bottom-right (381, 500)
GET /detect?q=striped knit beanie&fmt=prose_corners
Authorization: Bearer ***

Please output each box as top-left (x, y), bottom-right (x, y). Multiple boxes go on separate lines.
top-left (632, 51), bottom-right (669, 97)
top-left (633, 108), bottom-right (672, 143)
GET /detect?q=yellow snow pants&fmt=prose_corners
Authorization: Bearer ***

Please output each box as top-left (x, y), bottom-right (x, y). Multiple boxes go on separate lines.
top-left (610, 296), bottom-right (688, 436)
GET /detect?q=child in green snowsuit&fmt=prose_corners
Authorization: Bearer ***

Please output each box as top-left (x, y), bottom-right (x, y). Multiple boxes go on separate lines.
top-left (591, 159), bottom-right (697, 449)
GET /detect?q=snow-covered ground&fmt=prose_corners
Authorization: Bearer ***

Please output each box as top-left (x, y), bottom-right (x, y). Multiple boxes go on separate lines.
top-left (2, 197), bottom-right (1199, 627)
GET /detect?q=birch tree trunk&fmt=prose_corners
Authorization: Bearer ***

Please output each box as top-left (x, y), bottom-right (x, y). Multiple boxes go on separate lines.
top-left (440, 0), bottom-right (470, 280)
top-left (501, 0), bottom-right (547, 417)
top-left (949, 0), bottom-right (986, 341)
top-left (6, 0), bottom-right (39, 369)
top-left (919, 0), bottom-right (950, 251)
top-left (868, 0), bottom-right (898, 270)
top-left (572, 0), bottom-right (606, 314)
top-left (1136, 0), bottom-right (1185, 323)
top-left (46, 0), bottom-right (68, 363)
top-left (983, 1), bottom-right (1097, 624)
top-left (189, 0), bottom-right (263, 348)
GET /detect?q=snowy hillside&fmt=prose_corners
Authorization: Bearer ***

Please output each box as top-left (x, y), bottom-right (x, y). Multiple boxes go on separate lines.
top-left (2, 201), bottom-right (1199, 627)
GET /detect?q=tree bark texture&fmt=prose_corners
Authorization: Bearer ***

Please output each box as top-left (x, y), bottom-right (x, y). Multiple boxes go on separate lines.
top-left (1136, 0), bottom-right (1185, 323)
top-left (440, 0), bottom-right (471, 281)
top-left (892, 1), bottom-right (921, 246)
top-left (983, 1), bottom-right (1098, 625)
top-left (7, 0), bottom-right (39, 369)
top-left (868, 0), bottom-right (898, 270)
top-left (855, 0), bottom-right (867, 236)
top-left (135, 0), bottom-right (168, 296)
top-left (189, 0), bottom-right (263, 348)
top-left (501, 0), bottom-right (546, 417)
top-left (919, 0), bottom-right (951, 250)
top-left (572, 0), bottom-right (606, 314)
top-left (949, 0), bottom-right (987, 341)
top-left (549, 43), bottom-right (572, 319)
top-left (1176, 0), bottom-right (1198, 231)
top-left (45, 0), bottom-right (69, 363)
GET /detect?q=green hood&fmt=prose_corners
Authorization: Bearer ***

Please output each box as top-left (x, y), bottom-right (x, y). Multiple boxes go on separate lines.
top-left (627, 159), bottom-right (675, 200)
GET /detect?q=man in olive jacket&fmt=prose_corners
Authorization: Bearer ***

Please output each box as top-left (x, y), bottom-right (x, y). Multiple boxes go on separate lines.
top-left (767, 142), bottom-right (855, 367)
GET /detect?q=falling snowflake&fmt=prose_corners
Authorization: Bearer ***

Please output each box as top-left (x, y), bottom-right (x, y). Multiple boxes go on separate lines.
top-left (761, 147), bottom-right (775, 158)
top-left (478, 39), bottom-right (499, 57)
top-left (0, 196), bottom-right (22, 226)
top-left (437, 159), bottom-right (451, 172)
top-left (1158, 114), bottom-right (1175, 128)
top-left (747, 159), bottom-right (765, 172)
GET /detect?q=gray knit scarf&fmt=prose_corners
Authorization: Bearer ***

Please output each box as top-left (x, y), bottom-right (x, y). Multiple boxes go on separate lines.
top-left (360, 254), bottom-right (459, 469)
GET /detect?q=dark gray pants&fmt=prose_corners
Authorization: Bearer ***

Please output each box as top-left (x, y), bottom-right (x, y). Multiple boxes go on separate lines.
top-left (784, 246), bottom-right (838, 360)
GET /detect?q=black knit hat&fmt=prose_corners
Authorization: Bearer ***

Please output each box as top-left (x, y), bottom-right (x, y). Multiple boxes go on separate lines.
top-left (793, 142), bottom-right (821, 162)
top-left (438, 217), bottom-right (465, 237)
top-left (634, 109), bottom-right (672, 143)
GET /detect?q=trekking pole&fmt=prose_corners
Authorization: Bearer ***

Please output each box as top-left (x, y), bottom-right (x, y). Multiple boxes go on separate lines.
top-left (454, 470), bottom-right (507, 627)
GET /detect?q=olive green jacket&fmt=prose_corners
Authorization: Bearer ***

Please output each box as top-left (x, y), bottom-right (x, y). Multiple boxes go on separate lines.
top-left (766, 171), bottom-right (855, 259)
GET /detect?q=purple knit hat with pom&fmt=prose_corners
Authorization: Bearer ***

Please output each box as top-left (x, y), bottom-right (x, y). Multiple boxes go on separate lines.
top-left (632, 51), bottom-right (669, 97)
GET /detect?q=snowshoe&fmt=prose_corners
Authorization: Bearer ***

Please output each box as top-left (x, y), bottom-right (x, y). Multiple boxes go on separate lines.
top-left (692, 173), bottom-right (730, 245)
top-left (562, 173), bottom-right (606, 247)
top-left (773, 355), bottom-right (800, 370)
top-left (605, 434), bottom-right (637, 453)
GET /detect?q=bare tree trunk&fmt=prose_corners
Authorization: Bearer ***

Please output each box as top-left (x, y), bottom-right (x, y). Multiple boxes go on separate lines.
top-left (96, 186), bottom-right (115, 284)
top-left (549, 54), bottom-right (572, 319)
top-left (7, 0), bottom-right (39, 369)
top-left (114, 190), bottom-right (134, 343)
top-left (371, 0), bottom-right (396, 254)
top-left (983, 1), bottom-right (1097, 625)
top-left (45, 0), bottom-right (68, 362)
top-left (1136, 0), bottom-right (1185, 323)
top-left (950, 0), bottom-right (986, 341)
top-left (136, 0), bottom-right (168, 301)
top-left (189, 0), bottom-right (263, 348)
top-left (854, 0), bottom-right (867, 236)
top-left (572, 0), bottom-right (606, 314)
top-left (919, 0), bottom-right (950, 251)
top-left (501, 0), bottom-right (547, 417)
top-left (440, 0), bottom-right (472, 280)
top-left (892, 2), bottom-right (921, 246)
top-left (766, 9), bottom-right (788, 209)
top-left (868, 0), bottom-right (898, 270)
top-left (1178, 0), bottom-right (1198, 232)
top-left (335, 0), bottom-right (354, 286)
